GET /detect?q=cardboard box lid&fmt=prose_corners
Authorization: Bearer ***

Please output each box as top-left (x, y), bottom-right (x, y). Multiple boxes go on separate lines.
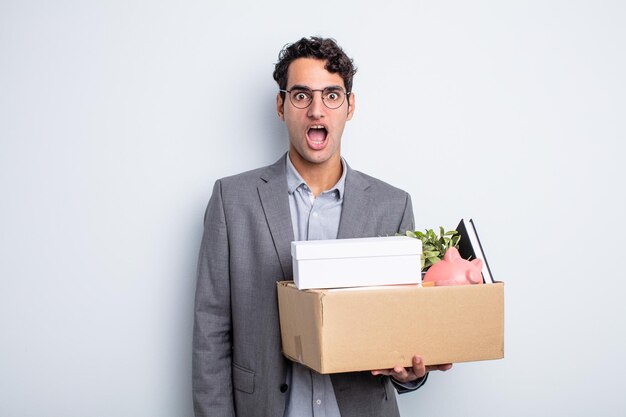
top-left (291, 236), bottom-right (421, 260)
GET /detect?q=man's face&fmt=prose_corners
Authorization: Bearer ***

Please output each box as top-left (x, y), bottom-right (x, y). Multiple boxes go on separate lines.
top-left (277, 58), bottom-right (355, 171)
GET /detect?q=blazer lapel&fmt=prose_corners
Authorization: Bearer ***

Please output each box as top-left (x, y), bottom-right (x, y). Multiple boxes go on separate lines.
top-left (337, 164), bottom-right (371, 239)
top-left (258, 154), bottom-right (295, 279)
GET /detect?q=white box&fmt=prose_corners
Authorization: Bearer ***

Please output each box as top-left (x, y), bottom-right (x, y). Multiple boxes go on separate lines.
top-left (291, 236), bottom-right (422, 289)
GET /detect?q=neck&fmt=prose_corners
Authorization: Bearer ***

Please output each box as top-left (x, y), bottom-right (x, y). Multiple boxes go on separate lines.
top-left (288, 152), bottom-right (342, 197)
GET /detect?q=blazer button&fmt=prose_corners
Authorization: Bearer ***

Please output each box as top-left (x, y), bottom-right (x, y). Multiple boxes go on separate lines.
top-left (280, 383), bottom-right (289, 393)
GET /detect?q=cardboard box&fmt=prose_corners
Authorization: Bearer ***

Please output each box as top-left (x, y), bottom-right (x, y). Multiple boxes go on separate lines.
top-left (277, 281), bottom-right (504, 374)
top-left (291, 236), bottom-right (422, 289)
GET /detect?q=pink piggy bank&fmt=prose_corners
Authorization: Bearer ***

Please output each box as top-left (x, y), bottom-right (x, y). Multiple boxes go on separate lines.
top-left (423, 247), bottom-right (483, 286)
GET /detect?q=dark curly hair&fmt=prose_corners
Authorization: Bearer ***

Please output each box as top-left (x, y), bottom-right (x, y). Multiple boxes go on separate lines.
top-left (273, 37), bottom-right (357, 99)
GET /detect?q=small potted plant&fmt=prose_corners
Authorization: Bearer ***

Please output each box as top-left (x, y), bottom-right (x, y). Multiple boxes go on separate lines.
top-left (402, 227), bottom-right (461, 272)
top-left (404, 227), bottom-right (485, 286)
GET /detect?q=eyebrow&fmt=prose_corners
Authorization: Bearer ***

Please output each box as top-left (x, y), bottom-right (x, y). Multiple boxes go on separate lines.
top-left (288, 84), bottom-right (344, 91)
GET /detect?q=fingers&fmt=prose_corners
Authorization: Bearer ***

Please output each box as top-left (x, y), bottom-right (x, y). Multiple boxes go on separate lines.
top-left (411, 355), bottom-right (426, 379)
top-left (371, 366), bottom-right (410, 379)
top-left (371, 368), bottom-right (396, 376)
top-left (371, 365), bottom-right (414, 382)
top-left (392, 365), bottom-right (410, 381)
top-left (425, 363), bottom-right (453, 373)
top-left (371, 357), bottom-right (453, 381)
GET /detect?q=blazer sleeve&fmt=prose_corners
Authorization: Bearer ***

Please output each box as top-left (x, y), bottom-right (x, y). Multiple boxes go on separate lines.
top-left (192, 180), bottom-right (235, 417)
top-left (398, 192), bottom-right (415, 234)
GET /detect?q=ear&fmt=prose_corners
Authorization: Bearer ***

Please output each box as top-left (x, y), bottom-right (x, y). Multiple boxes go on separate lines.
top-left (443, 246), bottom-right (460, 262)
top-left (346, 92), bottom-right (355, 120)
top-left (276, 92), bottom-right (285, 120)
top-left (466, 268), bottom-right (482, 284)
top-left (467, 259), bottom-right (484, 284)
top-left (471, 258), bottom-right (483, 271)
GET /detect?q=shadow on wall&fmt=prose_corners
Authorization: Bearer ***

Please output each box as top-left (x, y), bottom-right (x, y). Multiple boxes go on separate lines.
top-left (256, 84), bottom-right (288, 162)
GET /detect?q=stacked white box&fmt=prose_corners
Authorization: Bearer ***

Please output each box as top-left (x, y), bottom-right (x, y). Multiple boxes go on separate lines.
top-left (291, 236), bottom-right (422, 289)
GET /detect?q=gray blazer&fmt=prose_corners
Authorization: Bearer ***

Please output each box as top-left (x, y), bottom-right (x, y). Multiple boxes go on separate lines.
top-left (193, 154), bottom-right (416, 417)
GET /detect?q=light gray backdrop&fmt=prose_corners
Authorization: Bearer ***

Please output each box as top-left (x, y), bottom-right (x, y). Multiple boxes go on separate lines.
top-left (1, 1), bottom-right (625, 416)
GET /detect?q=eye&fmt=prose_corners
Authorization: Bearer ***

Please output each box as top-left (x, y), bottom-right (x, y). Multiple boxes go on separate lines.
top-left (292, 91), bottom-right (311, 102)
top-left (324, 91), bottom-right (342, 102)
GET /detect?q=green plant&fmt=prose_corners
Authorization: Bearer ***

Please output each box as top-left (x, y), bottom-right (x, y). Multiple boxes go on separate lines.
top-left (403, 227), bottom-right (461, 271)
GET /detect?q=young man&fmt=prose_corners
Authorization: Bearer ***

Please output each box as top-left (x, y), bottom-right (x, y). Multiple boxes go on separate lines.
top-left (192, 37), bottom-right (451, 417)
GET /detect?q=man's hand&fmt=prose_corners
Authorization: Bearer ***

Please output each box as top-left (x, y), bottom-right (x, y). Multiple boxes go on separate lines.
top-left (371, 354), bottom-right (453, 383)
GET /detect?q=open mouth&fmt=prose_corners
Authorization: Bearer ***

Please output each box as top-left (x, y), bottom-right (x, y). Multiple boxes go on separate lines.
top-left (307, 125), bottom-right (328, 150)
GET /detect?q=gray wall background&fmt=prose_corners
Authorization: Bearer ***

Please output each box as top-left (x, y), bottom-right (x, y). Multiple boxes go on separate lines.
top-left (1, 1), bottom-right (625, 416)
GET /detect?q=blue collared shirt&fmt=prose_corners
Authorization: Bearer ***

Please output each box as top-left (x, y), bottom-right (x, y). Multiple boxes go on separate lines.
top-left (282, 154), bottom-right (423, 416)
top-left (283, 153), bottom-right (346, 417)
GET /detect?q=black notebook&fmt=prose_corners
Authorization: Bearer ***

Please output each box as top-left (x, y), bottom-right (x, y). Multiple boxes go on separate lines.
top-left (455, 218), bottom-right (495, 284)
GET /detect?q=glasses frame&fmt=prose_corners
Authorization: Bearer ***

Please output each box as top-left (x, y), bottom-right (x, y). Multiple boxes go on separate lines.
top-left (280, 87), bottom-right (351, 110)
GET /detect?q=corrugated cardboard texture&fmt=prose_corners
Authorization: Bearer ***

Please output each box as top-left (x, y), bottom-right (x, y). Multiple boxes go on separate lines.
top-left (277, 282), bottom-right (324, 371)
top-left (277, 281), bottom-right (504, 374)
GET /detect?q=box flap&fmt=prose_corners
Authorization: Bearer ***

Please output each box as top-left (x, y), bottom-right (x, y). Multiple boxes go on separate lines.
top-left (291, 236), bottom-right (421, 260)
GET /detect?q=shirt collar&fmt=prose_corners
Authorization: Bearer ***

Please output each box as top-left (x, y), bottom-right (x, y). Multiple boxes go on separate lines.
top-left (285, 152), bottom-right (347, 199)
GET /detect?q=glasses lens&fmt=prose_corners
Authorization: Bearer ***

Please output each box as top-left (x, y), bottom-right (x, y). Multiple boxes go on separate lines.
top-left (289, 89), bottom-right (312, 109)
top-left (322, 88), bottom-right (345, 109)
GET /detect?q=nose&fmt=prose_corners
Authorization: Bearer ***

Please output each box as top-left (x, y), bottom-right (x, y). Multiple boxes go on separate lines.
top-left (307, 91), bottom-right (325, 119)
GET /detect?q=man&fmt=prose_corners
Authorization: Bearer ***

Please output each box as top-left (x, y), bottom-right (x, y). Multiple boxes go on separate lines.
top-left (192, 37), bottom-right (451, 417)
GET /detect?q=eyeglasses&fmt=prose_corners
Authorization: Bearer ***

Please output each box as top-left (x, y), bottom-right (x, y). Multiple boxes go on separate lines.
top-left (280, 87), bottom-right (350, 109)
